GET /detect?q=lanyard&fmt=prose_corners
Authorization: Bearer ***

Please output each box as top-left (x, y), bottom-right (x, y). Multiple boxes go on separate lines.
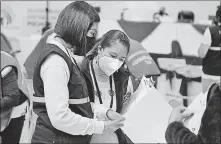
top-left (90, 60), bottom-right (114, 108)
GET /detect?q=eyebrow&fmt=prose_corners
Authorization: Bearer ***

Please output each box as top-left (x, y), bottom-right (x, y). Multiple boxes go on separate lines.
top-left (110, 52), bottom-right (126, 58)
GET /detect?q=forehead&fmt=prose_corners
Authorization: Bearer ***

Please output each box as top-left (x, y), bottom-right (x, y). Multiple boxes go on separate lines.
top-left (103, 41), bottom-right (128, 57)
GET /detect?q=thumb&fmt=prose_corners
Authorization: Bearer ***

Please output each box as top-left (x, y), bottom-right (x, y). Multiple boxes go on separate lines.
top-left (182, 112), bottom-right (194, 119)
top-left (113, 116), bottom-right (125, 124)
top-left (179, 107), bottom-right (187, 113)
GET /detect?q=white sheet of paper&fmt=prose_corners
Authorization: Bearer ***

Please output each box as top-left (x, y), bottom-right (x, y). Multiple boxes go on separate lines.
top-left (134, 76), bottom-right (153, 103)
top-left (183, 92), bottom-right (208, 135)
top-left (122, 80), bottom-right (173, 143)
top-left (123, 76), bottom-right (155, 114)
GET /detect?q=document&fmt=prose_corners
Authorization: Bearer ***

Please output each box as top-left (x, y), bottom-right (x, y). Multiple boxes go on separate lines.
top-left (183, 92), bottom-right (208, 135)
top-left (121, 76), bottom-right (155, 115)
top-left (122, 79), bottom-right (173, 143)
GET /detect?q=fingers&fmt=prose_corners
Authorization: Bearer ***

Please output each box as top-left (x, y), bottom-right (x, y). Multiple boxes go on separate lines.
top-left (182, 112), bottom-right (194, 119)
top-left (180, 107), bottom-right (187, 113)
top-left (115, 113), bottom-right (122, 118)
top-left (113, 116), bottom-right (125, 123)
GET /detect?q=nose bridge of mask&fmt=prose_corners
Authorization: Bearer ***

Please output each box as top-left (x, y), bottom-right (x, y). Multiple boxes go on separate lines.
top-left (99, 56), bottom-right (123, 76)
top-left (105, 56), bottom-right (120, 68)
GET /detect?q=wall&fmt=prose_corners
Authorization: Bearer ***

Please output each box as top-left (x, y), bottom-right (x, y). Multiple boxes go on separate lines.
top-left (1, 1), bottom-right (219, 37)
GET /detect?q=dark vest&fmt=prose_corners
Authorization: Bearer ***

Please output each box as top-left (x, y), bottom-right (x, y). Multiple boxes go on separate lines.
top-left (80, 58), bottom-right (134, 144)
top-left (32, 44), bottom-right (93, 143)
top-left (202, 26), bottom-right (221, 76)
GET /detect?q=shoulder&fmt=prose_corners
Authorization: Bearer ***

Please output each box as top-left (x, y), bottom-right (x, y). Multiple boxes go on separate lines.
top-left (41, 53), bottom-right (69, 76)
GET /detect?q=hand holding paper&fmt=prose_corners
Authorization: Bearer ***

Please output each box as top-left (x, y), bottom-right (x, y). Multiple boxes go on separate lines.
top-left (168, 106), bottom-right (194, 125)
top-left (104, 116), bottom-right (126, 133)
top-left (183, 92), bottom-right (208, 135)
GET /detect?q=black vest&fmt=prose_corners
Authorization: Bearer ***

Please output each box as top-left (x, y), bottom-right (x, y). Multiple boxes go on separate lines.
top-left (202, 26), bottom-right (221, 76)
top-left (32, 44), bottom-right (93, 143)
top-left (80, 58), bottom-right (134, 144)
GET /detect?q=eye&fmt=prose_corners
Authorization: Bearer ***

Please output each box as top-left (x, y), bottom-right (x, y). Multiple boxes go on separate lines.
top-left (87, 30), bottom-right (97, 38)
top-left (119, 58), bottom-right (125, 62)
top-left (110, 54), bottom-right (117, 58)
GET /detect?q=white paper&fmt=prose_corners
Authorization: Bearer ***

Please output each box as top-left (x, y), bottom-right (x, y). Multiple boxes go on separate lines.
top-left (122, 76), bottom-right (154, 115)
top-left (183, 92), bottom-right (208, 135)
top-left (134, 76), bottom-right (154, 104)
top-left (122, 79), bottom-right (173, 143)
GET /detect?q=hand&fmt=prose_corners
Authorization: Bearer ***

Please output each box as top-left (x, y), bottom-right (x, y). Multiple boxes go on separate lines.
top-left (106, 109), bottom-right (122, 121)
top-left (104, 116), bottom-right (125, 133)
top-left (168, 106), bottom-right (194, 125)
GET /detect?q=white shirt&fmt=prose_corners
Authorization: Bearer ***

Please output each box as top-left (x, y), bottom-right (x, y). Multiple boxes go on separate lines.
top-left (94, 79), bottom-right (117, 118)
top-left (89, 65), bottom-right (118, 143)
top-left (40, 34), bottom-right (106, 136)
top-left (202, 28), bottom-right (212, 46)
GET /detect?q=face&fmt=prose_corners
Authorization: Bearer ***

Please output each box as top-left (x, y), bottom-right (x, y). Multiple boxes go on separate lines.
top-left (98, 41), bottom-right (128, 63)
top-left (87, 22), bottom-right (98, 38)
top-left (97, 41), bottom-right (128, 76)
top-left (85, 22), bottom-right (98, 53)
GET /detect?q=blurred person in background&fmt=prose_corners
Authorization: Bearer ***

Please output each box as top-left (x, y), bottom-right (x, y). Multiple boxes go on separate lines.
top-left (31, 2), bottom-right (125, 144)
top-left (165, 81), bottom-right (221, 144)
top-left (153, 7), bottom-right (169, 22)
top-left (197, 6), bottom-right (221, 93)
top-left (177, 11), bottom-right (195, 23)
top-left (0, 51), bottom-right (29, 144)
top-left (82, 30), bottom-right (133, 143)
top-left (1, 33), bottom-right (20, 57)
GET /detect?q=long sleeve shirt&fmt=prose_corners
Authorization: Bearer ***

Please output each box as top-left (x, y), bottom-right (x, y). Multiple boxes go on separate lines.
top-left (1, 66), bottom-right (19, 110)
top-left (40, 49), bottom-right (107, 136)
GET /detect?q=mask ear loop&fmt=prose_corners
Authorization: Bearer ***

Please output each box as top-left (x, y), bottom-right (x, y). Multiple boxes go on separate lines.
top-left (97, 45), bottom-right (103, 67)
top-left (109, 76), bottom-right (114, 109)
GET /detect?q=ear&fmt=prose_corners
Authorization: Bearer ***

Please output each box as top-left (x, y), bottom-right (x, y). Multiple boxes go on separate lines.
top-left (97, 45), bottom-right (103, 54)
top-left (70, 47), bottom-right (76, 53)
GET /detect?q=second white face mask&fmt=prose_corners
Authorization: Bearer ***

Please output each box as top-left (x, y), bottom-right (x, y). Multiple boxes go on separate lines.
top-left (99, 56), bottom-right (123, 76)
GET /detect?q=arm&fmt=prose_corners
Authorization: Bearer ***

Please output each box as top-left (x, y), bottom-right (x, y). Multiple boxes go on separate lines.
top-left (197, 28), bottom-right (211, 58)
top-left (165, 122), bottom-right (199, 144)
top-left (165, 89), bottom-right (221, 144)
top-left (1, 66), bottom-right (20, 110)
top-left (42, 64), bottom-right (104, 135)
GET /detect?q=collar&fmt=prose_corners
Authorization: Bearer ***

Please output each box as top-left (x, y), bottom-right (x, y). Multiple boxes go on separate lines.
top-left (46, 33), bottom-right (84, 65)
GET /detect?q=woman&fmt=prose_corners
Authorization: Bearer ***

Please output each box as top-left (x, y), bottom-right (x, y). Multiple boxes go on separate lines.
top-left (31, 2), bottom-right (125, 144)
top-left (81, 30), bottom-right (133, 143)
top-left (0, 50), bottom-right (29, 144)
top-left (197, 6), bottom-right (220, 93)
top-left (165, 82), bottom-right (221, 144)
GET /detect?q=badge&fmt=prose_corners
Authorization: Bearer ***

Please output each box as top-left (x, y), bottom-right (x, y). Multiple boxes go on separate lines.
top-left (109, 90), bottom-right (115, 97)
top-left (123, 92), bottom-right (132, 103)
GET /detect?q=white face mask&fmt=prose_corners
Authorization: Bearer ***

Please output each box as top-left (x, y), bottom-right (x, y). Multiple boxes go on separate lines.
top-left (99, 56), bottom-right (124, 76)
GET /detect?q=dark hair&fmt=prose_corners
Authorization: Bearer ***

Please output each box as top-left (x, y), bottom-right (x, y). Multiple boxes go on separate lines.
top-left (86, 30), bottom-right (130, 60)
top-left (54, 1), bottom-right (100, 55)
top-left (216, 6), bottom-right (220, 23)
